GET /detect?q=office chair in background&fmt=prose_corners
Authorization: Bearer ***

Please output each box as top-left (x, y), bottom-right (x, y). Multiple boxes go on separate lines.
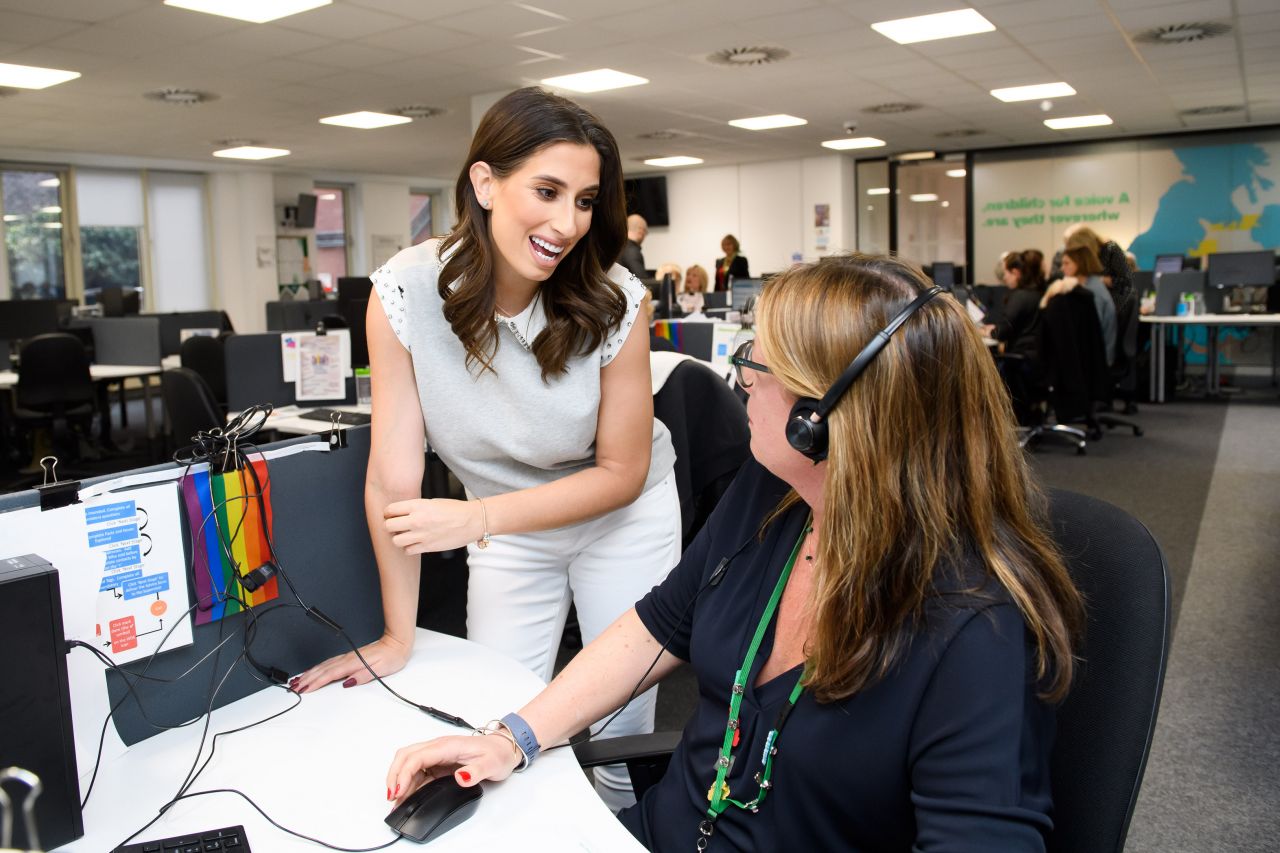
top-left (13, 333), bottom-right (98, 471)
top-left (179, 334), bottom-right (228, 413)
top-left (574, 489), bottom-right (1172, 853)
top-left (161, 368), bottom-right (224, 451)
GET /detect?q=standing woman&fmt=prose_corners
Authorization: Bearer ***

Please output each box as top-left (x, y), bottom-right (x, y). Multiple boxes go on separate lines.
top-left (295, 87), bottom-right (679, 811)
top-left (714, 234), bottom-right (750, 291)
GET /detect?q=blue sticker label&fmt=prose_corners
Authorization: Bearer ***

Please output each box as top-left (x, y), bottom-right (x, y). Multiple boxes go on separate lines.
top-left (87, 524), bottom-right (138, 548)
top-left (104, 545), bottom-right (142, 570)
top-left (100, 570), bottom-right (143, 591)
top-left (85, 501), bottom-right (136, 526)
top-left (123, 573), bottom-right (170, 600)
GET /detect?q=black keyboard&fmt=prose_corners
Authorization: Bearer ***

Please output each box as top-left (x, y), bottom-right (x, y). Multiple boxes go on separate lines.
top-left (115, 824), bottom-right (251, 852)
top-left (298, 407), bottom-right (372, 425)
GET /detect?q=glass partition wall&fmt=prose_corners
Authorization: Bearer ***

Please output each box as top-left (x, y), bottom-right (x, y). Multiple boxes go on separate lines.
top-left (893, 158), bottom-right (968, 278)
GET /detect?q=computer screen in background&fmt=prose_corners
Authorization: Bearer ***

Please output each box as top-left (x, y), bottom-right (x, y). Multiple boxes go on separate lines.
top-left (1206, 251), bottom-right (1276, 288)
top-left (1154, 254), bottom-right (1185, 274)
top-left (730, 278), bottom-right (764, 312)
top-left (930, 262), bottom-right (956, 289)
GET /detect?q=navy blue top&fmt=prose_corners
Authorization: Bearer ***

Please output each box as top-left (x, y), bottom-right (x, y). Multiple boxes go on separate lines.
top-left (618, 460), bottom-right (1055, 852)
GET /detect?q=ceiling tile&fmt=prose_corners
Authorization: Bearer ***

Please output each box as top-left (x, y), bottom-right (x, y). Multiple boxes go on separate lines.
top-left (0, 0), bottom-right (148, 24)
top-left (360, 23), bottom-right (480, 55)
top-left (293, 42), bottom-right (404, 70)
top-left (275, 3), bottom-right (414, 39)
top-left (0, 10), bottom-right (88, 43)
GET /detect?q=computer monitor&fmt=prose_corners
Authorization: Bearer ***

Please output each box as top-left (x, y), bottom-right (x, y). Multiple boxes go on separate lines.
top-left (930, 261), bottom-right (956, 289)
top-left (703, 291), bottom-right (730, 310)
top-left (1206, 250), bottom-right (1275, 288)
top-left (730, 277), bottom-right (764, 312)
top-left (1154, 254), bottom-right (1185, 274)
top-left (0, 298), bottom-right (64, 342)
top-left (295, 193), bottom-right (318, 229)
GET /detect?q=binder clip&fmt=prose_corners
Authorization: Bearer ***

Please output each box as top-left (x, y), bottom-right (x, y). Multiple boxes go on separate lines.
top-left (326, 411), bottom-right (348, 449)
top-left (314, 321), bottom-right (328, 336)
top-left (0, 766), bottom-right (44, 852)
top-left (35, 457), bottom-right (80, 512)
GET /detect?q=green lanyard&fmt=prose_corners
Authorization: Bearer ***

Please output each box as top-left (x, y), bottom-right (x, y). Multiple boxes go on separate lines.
top-left (697, 520), bottom-right (810, 851)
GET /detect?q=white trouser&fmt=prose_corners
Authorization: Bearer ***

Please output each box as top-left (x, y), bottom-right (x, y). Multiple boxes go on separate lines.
top-left (465, 472), bottom-right (681, 813)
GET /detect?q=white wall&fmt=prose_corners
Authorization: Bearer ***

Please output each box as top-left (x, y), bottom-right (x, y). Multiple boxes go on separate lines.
top-left (208, 171), bottom-right (277, 333)
top-left (350, 181), bottom-right (411, 274)
top-left (638, 154), bottom-right (857, 283)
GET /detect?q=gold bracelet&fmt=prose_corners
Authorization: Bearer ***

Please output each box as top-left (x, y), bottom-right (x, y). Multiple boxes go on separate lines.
top-left (476, 498), bottom-right (491, 549)
top-left (475, 720), bottom-right (526, 771)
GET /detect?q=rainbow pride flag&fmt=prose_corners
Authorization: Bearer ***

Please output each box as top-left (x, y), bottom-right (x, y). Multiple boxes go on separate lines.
top-left (182, 458), bottom-right (279, 624)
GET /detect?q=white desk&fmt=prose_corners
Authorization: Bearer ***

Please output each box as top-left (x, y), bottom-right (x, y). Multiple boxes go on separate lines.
top-left (0, 364), bottom-right (163, 439)
top-left (57, 629), bottom-right (643, 852)
top-left (251, 404), bottom-right (371, 436)
top-left (1140, 314), bottom-right (1280, 401)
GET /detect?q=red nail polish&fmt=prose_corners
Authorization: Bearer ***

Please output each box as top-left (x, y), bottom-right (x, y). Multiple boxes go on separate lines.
top-left (393, 783), bottom-right (400, 798)
top-left (386, 787), bottom-right (391, 801)
top-left (342, 677), bottom-right (357, 688)
top-left (458, 771), bottom-right (471, 783)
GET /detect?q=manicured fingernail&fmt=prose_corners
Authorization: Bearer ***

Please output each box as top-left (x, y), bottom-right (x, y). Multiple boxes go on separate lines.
top-left (386, 787), bottom-right (392, 801)
top-left (393, 783), bottom-right (401, 798)
top-left (458, 770), bottom-right (471, 783)
top-left (342, 677), bottom-right (357, 688)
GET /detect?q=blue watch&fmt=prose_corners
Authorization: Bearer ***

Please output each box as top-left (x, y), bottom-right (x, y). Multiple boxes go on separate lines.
top-left (501, 712), bottom-right (541, 768)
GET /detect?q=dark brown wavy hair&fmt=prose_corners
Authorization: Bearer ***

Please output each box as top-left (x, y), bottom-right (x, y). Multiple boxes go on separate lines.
top-left (438, 87), bottom-right (628, 379)
top-left (1020, 248), bottom-right (1047, 291)
top-left (756, 254), bottom-right (1084, 704)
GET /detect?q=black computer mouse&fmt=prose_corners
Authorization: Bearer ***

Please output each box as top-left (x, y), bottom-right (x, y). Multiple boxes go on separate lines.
top-left (384, 775), bottom-right (483, 843)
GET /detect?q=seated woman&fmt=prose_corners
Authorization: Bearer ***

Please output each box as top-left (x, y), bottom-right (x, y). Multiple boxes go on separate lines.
top-left (1042, 238), bottom-right (1118, 365)
top-left (676, 264), bottom-right (709, 315)
top-left (386, 253), bottom-right (1084, 852)
top-left (988, 252), bottom-right (1043, 358)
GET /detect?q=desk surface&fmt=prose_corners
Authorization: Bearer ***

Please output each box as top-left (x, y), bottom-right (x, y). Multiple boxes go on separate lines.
top-left (0, 364), bottom-right (161, 390)
top-left (1140, 312), bottom-right (1280, 325)
top-left (59, 629), bottom-right (643, 852)
top-left (252, 403), bottom-right (371, 435)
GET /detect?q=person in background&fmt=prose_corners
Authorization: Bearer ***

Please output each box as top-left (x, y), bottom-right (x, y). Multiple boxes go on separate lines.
top-left (1042, 236), bottom-right (1118, 365)
top-left (685, 263), bottom-right (710, 294)
top-left (1021, 248), bottom-right (1048, 292)
top-left (666, 263), bottom-right (706, 315)
top-left (619, 214), bottom-right (648, 278)
top-left (714, 234), bottom-right (750, 291)
top-left (986, 252), bottom-right (1043, 359)
top-left (293, 87), bottom-right (679, 813)
top-left (384, 253), bottom-right (1083, 853)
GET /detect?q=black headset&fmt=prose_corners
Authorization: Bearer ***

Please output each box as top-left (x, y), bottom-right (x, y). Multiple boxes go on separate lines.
top-left (785, 285), bottom-right (944, 463)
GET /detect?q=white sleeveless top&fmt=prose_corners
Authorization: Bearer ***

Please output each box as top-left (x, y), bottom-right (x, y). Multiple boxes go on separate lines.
top-left (370, 238), bottom-right (676, 501)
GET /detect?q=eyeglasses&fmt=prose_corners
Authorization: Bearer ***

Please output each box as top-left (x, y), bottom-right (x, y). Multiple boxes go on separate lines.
top-left (730, 339), bottom-right (770, 388)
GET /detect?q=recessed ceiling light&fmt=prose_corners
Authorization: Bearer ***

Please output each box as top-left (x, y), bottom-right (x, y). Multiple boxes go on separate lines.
top-left (41, 206), bottom-right (62, 214)
top-left (1044, 114), bottom-right (1112, 130)
top-left (910, 193), bottom-right (939, 202)
top-left (728, 114), bottom-right (807, 130)
top-left (940, 200), bottom-right (951, 207)
top-left (644, 156), bottom-right (704, 167)
top-left (0, 62), bottom-right (80, 90)
top-left (163, 0), bottom-right (331, 24)
top-left (871, 9), bottom-right (995, 45)
top-left (896, 150), bottom-right (936, 161)
top-left (990, 82), bottom-right (1076, 102)
top-left (38, 178), bottom-right (60, 188)
top-left (821, 137), bottom-right (886, 150)
top-left (540, 68), bottom-right (648, 93)
top-left (946, 169), bottom-right (966, 178)
top-left (43, 222), bottom-right (63, 229)
top-left (213, 145), bottom-right (291, 160)
top-left (319, 193), bottom-right (337, 201)
top-left (320, 111), bottom-right (412, 129)
top-left (866, 187), bottom-right (890, 196)
top-left (2, 214), bottom-right (21, 222)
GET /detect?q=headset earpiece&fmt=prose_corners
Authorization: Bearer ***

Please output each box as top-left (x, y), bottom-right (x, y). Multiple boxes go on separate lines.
top-left (786, 398), bottom-right (828, 462)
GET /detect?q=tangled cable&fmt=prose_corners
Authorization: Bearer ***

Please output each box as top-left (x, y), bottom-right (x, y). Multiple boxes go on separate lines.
top-left (172, 404), bottom-right (274, 471)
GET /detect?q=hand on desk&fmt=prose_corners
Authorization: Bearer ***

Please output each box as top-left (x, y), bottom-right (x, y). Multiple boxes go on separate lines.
top-left (386, 734), bottom-right (520, 803)
top-left (290, 633), bottom-right (411, 694)
top-left (384, 498), bottom-right (484, 554)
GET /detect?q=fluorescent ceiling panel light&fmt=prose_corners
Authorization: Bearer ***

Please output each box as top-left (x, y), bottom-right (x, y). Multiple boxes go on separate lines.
top-left (896, 150), bottom-right (936, 161)
top-left (910, 193), bottom-right (939, 202)
top-left (941, 200), bottom-right (951, 207)
top-left (213, 145), bottom-right (291, 160)
top-left (871, 9), bottom-right (995, 44)
top-left (728, 114), bottom-right (807, 130)
top-left (821, 136), bottom-right (886, 150)
top-left (1044, 114), bottom-right (1113, 130)
top-left (990, 82), bottom-right (1076, 102)
top-left (946, 169), bottom-right (966, 178)
top-left (0, 62), bottom-right (80, 89)
top-left (539, 68), bottom-right (648, 93)
top-left (320, 111), bottom-right (412, 129)
top-left (38, 178), bottom-right (61, 188)
top-left (41, 206), bottom-right (62, 214)
top-left (644, 156), bottom-right (703, 167)
top-left (866, 187), bottom-right (890, 196)
top-left (2, 214), bottom-right (20, 222)
top-left (319, 193), bottom-right (337, 200)
top-left (43, 222), bottom-right (63, 229)
top-left (163, 0), bottom-right (331, 24)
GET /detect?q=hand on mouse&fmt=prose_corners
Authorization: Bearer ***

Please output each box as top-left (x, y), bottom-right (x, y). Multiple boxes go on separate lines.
top-left (387, 734), bottom-right (522, 803)
top-left (383, 498), bottom-right (484, 554)
top-left (289, 633), bottom-right (410, 695)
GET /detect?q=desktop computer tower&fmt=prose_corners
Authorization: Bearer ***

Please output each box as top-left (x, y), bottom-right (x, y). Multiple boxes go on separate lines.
top-left (0, 554), bottom-right (84, 849)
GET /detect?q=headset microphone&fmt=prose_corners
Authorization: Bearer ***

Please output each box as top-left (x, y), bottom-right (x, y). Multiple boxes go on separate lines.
top-left (786, 286), bottom-right (942, 463)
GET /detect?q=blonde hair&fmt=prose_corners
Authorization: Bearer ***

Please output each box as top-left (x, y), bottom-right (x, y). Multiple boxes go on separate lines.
top-left (655, 263), bottom-right (682, 288)
top-left (685, 264), bottom-right (709, 293)
top-left (756, 254), bottom-right (1083, 704)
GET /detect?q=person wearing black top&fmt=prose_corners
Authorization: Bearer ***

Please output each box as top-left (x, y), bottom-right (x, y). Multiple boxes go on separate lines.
top-left (386, 254), bottom-right (1084, 852)
top-left (619, 214), bottom-right (648, 278)
top-left (988, 252), bottom-right (1042, 358)
top-left (714, 234), bottom-right (749, 291)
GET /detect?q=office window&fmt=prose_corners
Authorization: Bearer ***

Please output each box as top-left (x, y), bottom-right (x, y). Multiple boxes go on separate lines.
top-left (148, 172), bottom-right (211, 312)
top-left (894, 159), bottom-right (967, 273)
top-left (2, 168), bottom-right (67, 299)
top-left (314, 186), bottom-right (348, 294)
top-left (410, 191), bottom-right (433, 245)
top-left (856, 160), bottom-right (889, 255)
top-left (77, 169), bottom-right (144, 304)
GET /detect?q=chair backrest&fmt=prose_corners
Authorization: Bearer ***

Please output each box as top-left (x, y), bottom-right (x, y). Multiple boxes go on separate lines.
top-left (1038, 289), bottom-right (1111, 422)
top-left (161, 367), bottom-right (224, 447)
top-left (1046, 488), bottom-right (1170, 853)
top-left (16, 333), bottom-right (94, 410)
top-left (180, 334), bottom-right (228, 407)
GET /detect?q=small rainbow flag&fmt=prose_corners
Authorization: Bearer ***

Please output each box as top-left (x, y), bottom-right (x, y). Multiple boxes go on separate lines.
top-left (182, 458), bottom-right (279, 624)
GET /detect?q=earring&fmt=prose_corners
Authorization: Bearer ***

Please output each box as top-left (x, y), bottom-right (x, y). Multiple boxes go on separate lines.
top-left (481, 198), bottom-right (490, 209)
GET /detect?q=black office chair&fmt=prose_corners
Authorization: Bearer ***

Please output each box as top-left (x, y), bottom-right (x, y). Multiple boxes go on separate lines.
top-left (574, 489), bottom-right (1171, 853)
top-left (161, 368), bottom-right (224, 450)
top-left (179, 334), bottom-right (228, 412)
top-left (1029, 288), bottom-right (1115, 454)
top-left (13, 333), bottom-right (97, 465)
top-left (1095, 294), bottom-right (1143, 434)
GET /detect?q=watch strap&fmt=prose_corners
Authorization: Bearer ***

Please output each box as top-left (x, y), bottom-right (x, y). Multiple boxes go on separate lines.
top-left (501, 712), bottom-right (541, 767)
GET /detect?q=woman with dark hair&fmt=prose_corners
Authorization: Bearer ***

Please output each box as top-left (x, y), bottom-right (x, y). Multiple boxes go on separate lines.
top-left (1043, 236), bottom-right (1118, 365)
top-left (386, 253), bottom-right (1084, 851)
top-left (986, 252), bottom-right (1043, 358)
top-left (295, 87), bottom-right (679, 811)
top-left (714, 234), bottom-right (750, 291)
top-left (1021, 248), bottom-right (1047, 292)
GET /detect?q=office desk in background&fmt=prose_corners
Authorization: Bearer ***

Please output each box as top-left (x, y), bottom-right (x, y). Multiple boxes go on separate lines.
top-left (0, 363), bottom-right (163, 440)
top-left (57, 629), bottom-right (644, 852)
top-left (255, 404), bottom-right (372, 436)
top-left (1140, 314), bottom-right (1280, 401)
